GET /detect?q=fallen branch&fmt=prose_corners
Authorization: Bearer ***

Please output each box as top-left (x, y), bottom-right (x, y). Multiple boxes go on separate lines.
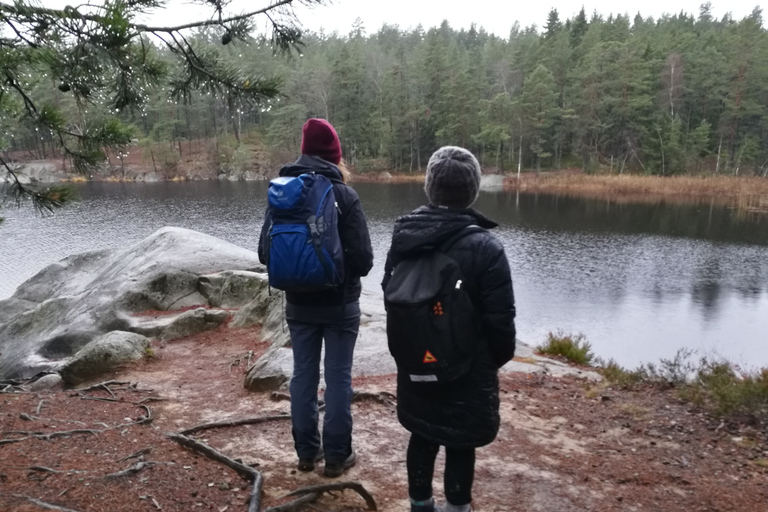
top-left (284, 482), bottom-right (377, 511)
top-left (167, 433), bottom-right (263, 512)
top-left (178, 414), bottom-right (290, 436)
top-left (36, 400), bottom-right (45, 414)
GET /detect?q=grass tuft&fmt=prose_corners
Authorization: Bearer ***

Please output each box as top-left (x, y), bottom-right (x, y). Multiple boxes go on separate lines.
top-left (536, 331), bottom-right (594, 366)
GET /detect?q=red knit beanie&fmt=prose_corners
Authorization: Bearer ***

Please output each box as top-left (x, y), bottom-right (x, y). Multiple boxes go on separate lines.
top-left (301, 118), bottom-right (342, 164)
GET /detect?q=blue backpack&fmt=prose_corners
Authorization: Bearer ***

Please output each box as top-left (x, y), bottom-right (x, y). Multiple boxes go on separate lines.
top-left (265, 173), bottom-right (345, 291)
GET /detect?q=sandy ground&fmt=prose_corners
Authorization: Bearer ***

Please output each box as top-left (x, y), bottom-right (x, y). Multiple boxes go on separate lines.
top-left (2, 322), bottom-right (767, 512)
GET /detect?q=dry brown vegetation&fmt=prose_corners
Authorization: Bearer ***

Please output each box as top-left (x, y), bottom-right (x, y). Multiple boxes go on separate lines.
top-left (505, 173), bottom-right (768, 213)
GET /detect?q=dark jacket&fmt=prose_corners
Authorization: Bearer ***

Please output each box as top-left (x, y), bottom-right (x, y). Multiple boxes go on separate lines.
top-left (382, 205), bottom-right (516, 447)
top-left (258, 155), bottom-right (374, 306)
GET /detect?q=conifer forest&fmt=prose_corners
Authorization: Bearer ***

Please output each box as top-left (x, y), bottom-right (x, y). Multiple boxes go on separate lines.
top-left (3, 3), bottom-right (768, 178)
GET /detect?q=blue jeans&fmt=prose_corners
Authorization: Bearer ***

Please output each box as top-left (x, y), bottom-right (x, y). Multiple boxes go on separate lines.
top-left (285, 301), bottom-right (360, 465)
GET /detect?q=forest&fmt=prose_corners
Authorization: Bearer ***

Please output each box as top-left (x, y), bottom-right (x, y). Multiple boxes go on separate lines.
top-left (4, 3), bottom-right (768, 178)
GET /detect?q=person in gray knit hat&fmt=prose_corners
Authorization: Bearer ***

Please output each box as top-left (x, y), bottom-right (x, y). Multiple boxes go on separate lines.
top-left (383, 145), bottom-right (517, 512)
top-left (424, 146), bottom-right (481, 209)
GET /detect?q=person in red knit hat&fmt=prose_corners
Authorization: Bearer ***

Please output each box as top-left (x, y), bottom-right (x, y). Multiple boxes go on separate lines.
top-left (301, 118), bottom-right (342, 165)
top-left (258, 118), bottom-right (373, 478)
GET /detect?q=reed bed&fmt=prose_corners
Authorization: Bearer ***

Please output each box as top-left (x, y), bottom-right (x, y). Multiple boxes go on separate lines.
top-left (506, 174), bottom-right (768, 213)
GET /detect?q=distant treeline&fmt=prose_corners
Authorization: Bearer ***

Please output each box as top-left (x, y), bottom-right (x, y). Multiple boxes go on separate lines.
top-left (8, 4), bottom-right (768, 176)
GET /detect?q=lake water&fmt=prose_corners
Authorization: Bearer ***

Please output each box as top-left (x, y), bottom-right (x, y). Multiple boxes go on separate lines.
top-left (2, 180), bottom-right (768, 369)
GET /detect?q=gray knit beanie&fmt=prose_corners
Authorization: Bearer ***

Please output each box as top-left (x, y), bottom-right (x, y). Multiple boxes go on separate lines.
top-left (424, 146), bottom-right (482, 208)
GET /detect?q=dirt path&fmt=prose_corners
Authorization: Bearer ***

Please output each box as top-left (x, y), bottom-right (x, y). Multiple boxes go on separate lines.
top-left (2, 323), bottom-right (767, 511)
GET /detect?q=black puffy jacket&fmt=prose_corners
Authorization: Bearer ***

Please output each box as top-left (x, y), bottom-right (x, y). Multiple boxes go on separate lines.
top-left (258, 155), bottom-right (374, 306)
top-left (382, 205), bottom-right (516, 447)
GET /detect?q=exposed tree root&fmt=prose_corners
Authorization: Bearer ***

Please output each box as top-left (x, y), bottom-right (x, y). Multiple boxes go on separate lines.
top-left (1, 493), bottom-right (83, 512)
top-left (167, 433), bottom-right (263, 512)
top-left (2, 404), bottom-right (152, 445)
top-left (264, 482), bottom-right (378, 512)
top-left (178, 413), bottom-right (291, 436)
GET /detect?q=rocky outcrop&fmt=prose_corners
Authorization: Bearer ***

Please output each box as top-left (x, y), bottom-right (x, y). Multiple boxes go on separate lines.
top-left (0, 225), bottom-right (600, 388)
top-left (0, 227), bottom-right (263, 380)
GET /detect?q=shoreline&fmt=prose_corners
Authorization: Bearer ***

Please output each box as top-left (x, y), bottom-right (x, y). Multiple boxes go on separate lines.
top-left (10, 163), bottom-right (768, 214)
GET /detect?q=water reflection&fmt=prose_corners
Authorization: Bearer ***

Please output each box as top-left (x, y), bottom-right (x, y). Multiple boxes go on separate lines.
top-left (1, 181), bottom-right (767, 368)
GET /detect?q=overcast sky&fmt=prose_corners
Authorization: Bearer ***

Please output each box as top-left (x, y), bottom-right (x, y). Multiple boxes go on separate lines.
top-left (40, 1), bottom-right (765, 34)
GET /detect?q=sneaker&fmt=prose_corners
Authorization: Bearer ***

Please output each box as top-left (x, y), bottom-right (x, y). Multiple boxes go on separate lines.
top-left (323, 448), bottom-right (356, 478)
top-left (297, 448), bottom-right (324, 472)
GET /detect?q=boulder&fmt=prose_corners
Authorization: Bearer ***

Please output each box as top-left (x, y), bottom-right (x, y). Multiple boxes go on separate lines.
top-left (0, 227), bottom-right (262, 379)
top-left (243, 346), bottom-right (293, 391)
top-left (29, 373), bottom-right (63, 391)
top-left (242, 290), bottom-right (396, 391)
top-left (59, 331), bottom-right (150, 385)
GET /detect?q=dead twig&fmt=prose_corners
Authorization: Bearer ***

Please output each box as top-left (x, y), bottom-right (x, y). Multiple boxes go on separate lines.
top-left (230, 351), bottom-right (254, 373)
top-left (167, 433), bottom-right (263, 512)
top-left (36, 400), bottom-right (45, 414)
top-left (116, 447), bottom-right (153, 463)
top-left (19, 413), bottom-right (87, 426)
top-left (77, 380), bottom-right (132, 392)
top-left (283, 482), bottom-right (377, 511)
top-left (103, 461), bottom-right (158, 479)
top-left (178, 414), bottom-right (290, 436)
top-left (101, 383), bottom-right (116, 398)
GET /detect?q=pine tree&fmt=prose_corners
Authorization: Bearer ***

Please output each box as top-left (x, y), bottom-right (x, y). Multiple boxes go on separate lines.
top-left (0, 0), bottom-right (322, 214)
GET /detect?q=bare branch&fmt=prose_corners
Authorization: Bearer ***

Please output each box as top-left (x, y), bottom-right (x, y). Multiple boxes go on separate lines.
top-left (136, 0), bottom-right (295, 33)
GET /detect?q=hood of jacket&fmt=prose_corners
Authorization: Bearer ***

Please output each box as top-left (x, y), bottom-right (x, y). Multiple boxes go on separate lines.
top-left (390, 205), bottom-right (498, 257)
top-left (279, 154), bottom-right (344, 183)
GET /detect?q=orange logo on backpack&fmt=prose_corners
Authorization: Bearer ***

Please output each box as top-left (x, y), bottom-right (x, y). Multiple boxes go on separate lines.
top-left (423, 350), bottom-right (438, 363)
top-left (432, 301), bottom-right (444, 316)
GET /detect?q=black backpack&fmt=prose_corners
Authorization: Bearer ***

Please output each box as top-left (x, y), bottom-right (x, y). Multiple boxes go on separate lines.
top-left (384, 226), bottom-right (484, 383)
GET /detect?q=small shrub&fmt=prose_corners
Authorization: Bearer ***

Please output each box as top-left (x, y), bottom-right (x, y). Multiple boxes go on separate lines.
top-left (596, 358), bottom-right (649, 388)
top-left (144, 346), bottom-right (156, 359)
top-left (681, 359), bottom-right (768, 422)
top-left (536, 331), bottom-right (593, 366)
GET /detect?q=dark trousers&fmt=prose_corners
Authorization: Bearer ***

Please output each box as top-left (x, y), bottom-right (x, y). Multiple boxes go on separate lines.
top-left (286, 301), bottom-right (360, 465)
top-left (407, 433), bottom-right (475, 506)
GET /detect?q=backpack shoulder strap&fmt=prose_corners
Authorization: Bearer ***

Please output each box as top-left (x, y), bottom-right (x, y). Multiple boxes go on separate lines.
top-left (438, 225), bottom-right (486, 254)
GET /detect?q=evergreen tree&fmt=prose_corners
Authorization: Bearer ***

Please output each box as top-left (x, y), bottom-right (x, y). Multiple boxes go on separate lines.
top-left (1, 0), bottom-right (323, 213)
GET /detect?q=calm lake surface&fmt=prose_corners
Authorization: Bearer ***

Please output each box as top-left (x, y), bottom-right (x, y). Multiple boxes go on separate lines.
top-left (2, 181), bottom-right (768, 369)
